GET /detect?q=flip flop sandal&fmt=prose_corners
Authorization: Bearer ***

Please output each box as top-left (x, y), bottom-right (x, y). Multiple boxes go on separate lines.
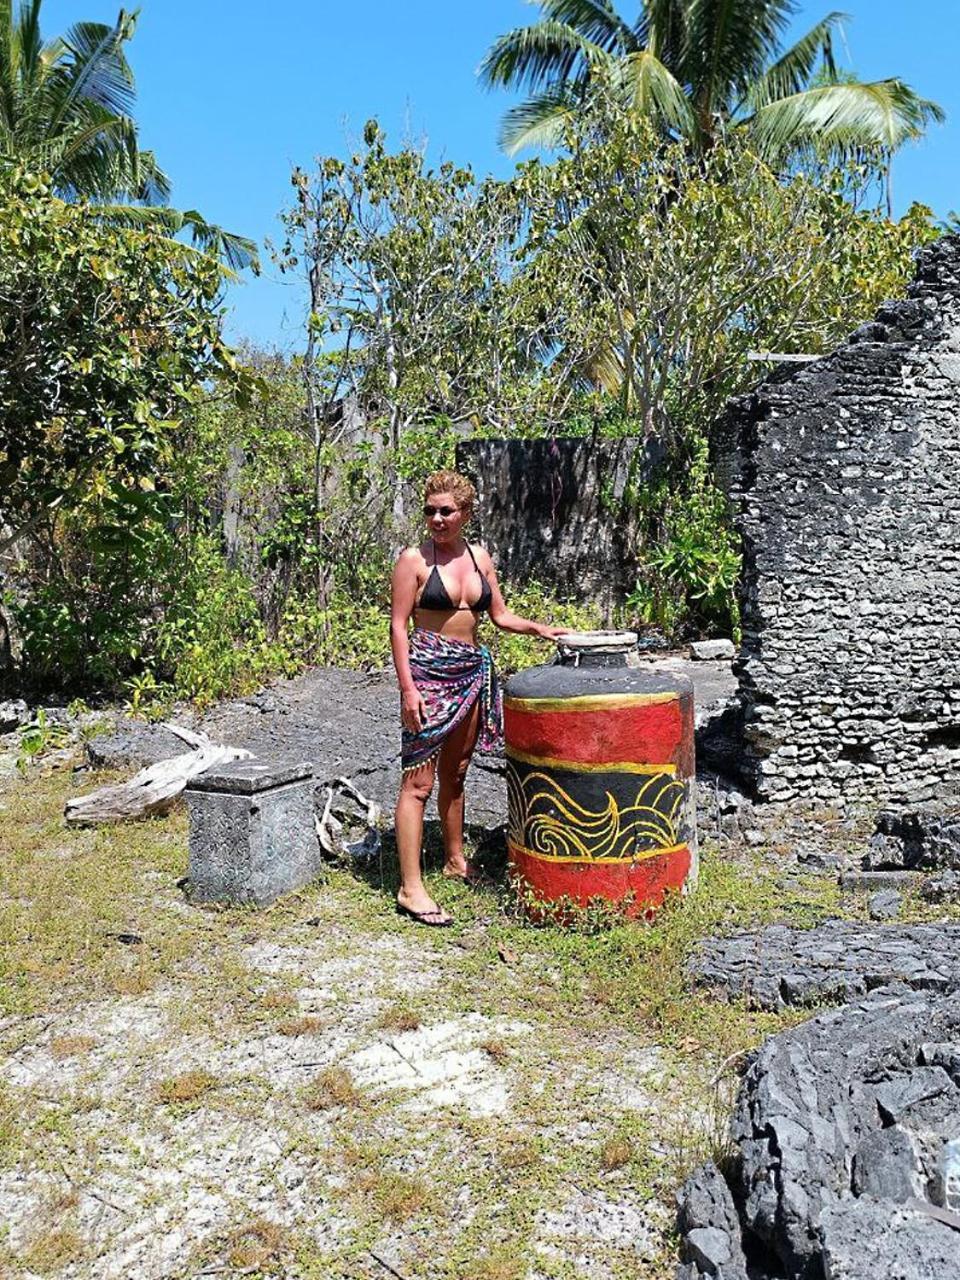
top-left (396, 903), bottom-right (454, 928)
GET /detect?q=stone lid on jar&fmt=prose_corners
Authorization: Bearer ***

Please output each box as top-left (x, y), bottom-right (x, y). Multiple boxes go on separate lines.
top-left (556, 630), bottom-right (638, 655)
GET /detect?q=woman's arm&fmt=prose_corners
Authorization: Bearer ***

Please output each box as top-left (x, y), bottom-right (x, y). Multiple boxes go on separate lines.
top-left (390, 549), bottom-right (428, 733)
top-left (478, 549), bottom-right (567, 639)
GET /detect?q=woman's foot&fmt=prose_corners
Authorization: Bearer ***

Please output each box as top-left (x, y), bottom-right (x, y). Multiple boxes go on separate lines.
top-left (396, 887), bottom-right (452, 926)
top-left (442, 858), bottom-right (493, 887)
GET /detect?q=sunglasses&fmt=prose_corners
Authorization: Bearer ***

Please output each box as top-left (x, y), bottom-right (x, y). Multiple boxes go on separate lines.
top-left (423, 504), bottom-right (460, 518)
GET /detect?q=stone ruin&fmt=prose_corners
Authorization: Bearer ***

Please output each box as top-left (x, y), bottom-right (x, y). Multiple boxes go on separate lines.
top-left (676, 239), bottom-right (960, 1279)
top-left (457, 435), bottom-right (663, 611)
top-left (714, 235), bottom-right (960, 808)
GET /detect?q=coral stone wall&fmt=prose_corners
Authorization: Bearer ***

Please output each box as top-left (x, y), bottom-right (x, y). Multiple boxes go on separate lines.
top-left (456, 436), bottom-right (661, 607)
top-left (716, 236), bottom-right (960, 806)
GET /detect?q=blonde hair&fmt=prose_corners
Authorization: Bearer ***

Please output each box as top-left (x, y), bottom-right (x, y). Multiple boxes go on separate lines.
top-left (423, 469), bottom-right (476, 516)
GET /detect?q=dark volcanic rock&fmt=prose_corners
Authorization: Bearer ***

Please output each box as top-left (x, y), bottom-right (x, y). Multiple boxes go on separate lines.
top-left (817, 1197), bottom-right (960, 1279)
top-left (866, 808), bottom-right (960, 871)
top-left (678, 992), bottom-right (960, 1279)
top-left (692, 921), bottom-right (960, 1010)
top-left (86, 721), bottom-right (197, 769)
top-left (730, 991), bottom-right (960, 1279)
top-left (0, 699), bottom-right (29, 733)
top-left (922, 870), bottom-right (960, 903)
top-left (850, 1126), bottom-right (926, 1201)
top-left (676, 1161), bottom-right (747, 1279)
top-left (868, 888), bottom-right (903, 920)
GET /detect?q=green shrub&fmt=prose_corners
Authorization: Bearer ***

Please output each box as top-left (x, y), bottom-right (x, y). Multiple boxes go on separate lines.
top-left (480, 582), bottom-right (601, 677)
top-left (625, 447), bottom-right (742, 641)
top-left (277, 594), bottom-right (391, 671)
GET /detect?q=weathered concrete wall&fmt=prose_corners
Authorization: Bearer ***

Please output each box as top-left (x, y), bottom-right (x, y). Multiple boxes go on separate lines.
top-left (456, 436), bottom-right (661, 607)
top-left (716, 236), bottom-right (960, 806)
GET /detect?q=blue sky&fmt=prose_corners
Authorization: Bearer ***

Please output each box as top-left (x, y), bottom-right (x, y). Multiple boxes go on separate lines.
top-left (44, 0), bottom-right (960, 350)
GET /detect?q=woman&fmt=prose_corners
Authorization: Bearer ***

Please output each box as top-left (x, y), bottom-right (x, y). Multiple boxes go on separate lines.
top-left (390, 469), bottom-right (565, 926)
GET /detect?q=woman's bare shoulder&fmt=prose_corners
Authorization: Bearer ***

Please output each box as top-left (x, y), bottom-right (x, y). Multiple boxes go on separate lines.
top-left (471, 543), bottom-right (495, 570)
top-left (396, 544), bottom-right (427, 567)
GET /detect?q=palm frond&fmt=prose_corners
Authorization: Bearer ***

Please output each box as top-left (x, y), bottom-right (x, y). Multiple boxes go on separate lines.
top-left (479, 20), bottom-right (600, 92)
top-left (745, 78), bottom-right (946, 157)
top-left (618, 48), bottom-right (696, 136)
top-left (640, 0), bottom-right (688, 67)
top-left (93, 202), bottom-right (260, 275)
top-left (42, 106), bottom-right (169, 203)
top-left (133, 148), bottom-right (170, 205)
top-left (499, 85), bottom-right (582, 153)
top-left (0, 0), bottom-right (16, 136)
top-left (14, 0), bottom-right (43, 81)
top-left (179, 209), bottom-right (260, 274)
top-left (744, 11), bottom-right (846, 110)
top-left (539, 0), bottom-right (637, 52)
top-left (683, 0), bottom-right (797, 113)
top-left (583, 338), bottom-right (627, 395)
top-left (54, 10), bottom-right (137, 124)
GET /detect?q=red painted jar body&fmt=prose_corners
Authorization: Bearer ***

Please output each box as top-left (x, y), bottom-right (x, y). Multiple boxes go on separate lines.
top-left (504, 654), bottom-right (697, 919)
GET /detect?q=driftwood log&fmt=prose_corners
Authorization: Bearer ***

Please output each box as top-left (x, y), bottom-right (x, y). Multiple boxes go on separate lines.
top-left (64, 724), bottom-right (252, 825)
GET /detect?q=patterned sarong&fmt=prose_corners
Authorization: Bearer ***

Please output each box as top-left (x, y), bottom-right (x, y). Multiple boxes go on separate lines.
top-left (401, 628), bottom-right (503, 773)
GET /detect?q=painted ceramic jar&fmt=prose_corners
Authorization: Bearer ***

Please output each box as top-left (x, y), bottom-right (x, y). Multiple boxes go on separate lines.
top-left (504, 632), bottom-right (697, 919)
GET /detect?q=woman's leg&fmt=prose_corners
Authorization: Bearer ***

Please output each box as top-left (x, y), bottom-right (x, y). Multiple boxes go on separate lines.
top-left (395, 759), bottom-right (448, 917)
top-left (437, 695), bottom-right (481, 876)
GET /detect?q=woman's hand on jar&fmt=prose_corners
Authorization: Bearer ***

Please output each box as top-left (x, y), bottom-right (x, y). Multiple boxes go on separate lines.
top-left (401, 688), bottom-right (428, 733)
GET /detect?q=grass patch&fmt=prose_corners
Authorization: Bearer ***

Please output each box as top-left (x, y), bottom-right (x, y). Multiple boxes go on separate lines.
top-left (277, 1015), bottom-right (325, 1037)
top-left (375, 1002), bottom-right (422, 1032)
top-left (154, 1068), bottom-right (218, 1105)
top-left (18, 1213), bottom-right (86, 1275)
top-left (497, 1132), bottom-right (541, 1171)
top-left (461, 1249), bottom-right (528, 1280)
top-left (49, 1034), bottom-right (97, 1060)
top-left (224, 1217), bottom-right (291, 1270)
top-left (304, 1066), bottom-right (362, 1112)
top-left (600, 1135), bottom-right (634, 1171)
top-left (480, 1036), bottom-right (510, 1064)
top-left (0, 770), bottom-right (195, 1016)
top-left (361, 1170), bottom-right (433, 1222)
top-left (260, 990), bottom-right (298, 1012)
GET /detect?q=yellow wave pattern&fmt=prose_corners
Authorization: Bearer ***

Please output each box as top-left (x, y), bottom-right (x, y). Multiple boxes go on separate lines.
top-left (506, 766), bottom-right (685, 862)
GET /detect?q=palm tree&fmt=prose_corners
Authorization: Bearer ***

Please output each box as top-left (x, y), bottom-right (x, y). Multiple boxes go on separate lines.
top-left (480, 0), bottom-right (944, 170)
top-left (0, 1), bottom-right (256, 271)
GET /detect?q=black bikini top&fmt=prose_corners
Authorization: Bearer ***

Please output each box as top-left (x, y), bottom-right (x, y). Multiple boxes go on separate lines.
top-left (417, 540), bottom-right (493, 614)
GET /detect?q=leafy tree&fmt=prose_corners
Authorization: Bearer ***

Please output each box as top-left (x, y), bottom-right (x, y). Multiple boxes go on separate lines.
top-left (276, 122), bottom-right (548, 525)
top-left (516, 100), bottom-right (939, 444)
top-left (480, 0), bottom-right (943, 166)
top-left (0, 0), bottom-right (256, 270)
top-left (0, 169), bottom-right (253, 686)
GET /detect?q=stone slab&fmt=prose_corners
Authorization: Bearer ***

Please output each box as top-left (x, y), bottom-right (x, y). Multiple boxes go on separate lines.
top-left (185, 757), bottom-right (314, 795)
top-left (689, 639), bottom-right (736, 662)
top-left (840, 870), bottom-right (923, 892)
